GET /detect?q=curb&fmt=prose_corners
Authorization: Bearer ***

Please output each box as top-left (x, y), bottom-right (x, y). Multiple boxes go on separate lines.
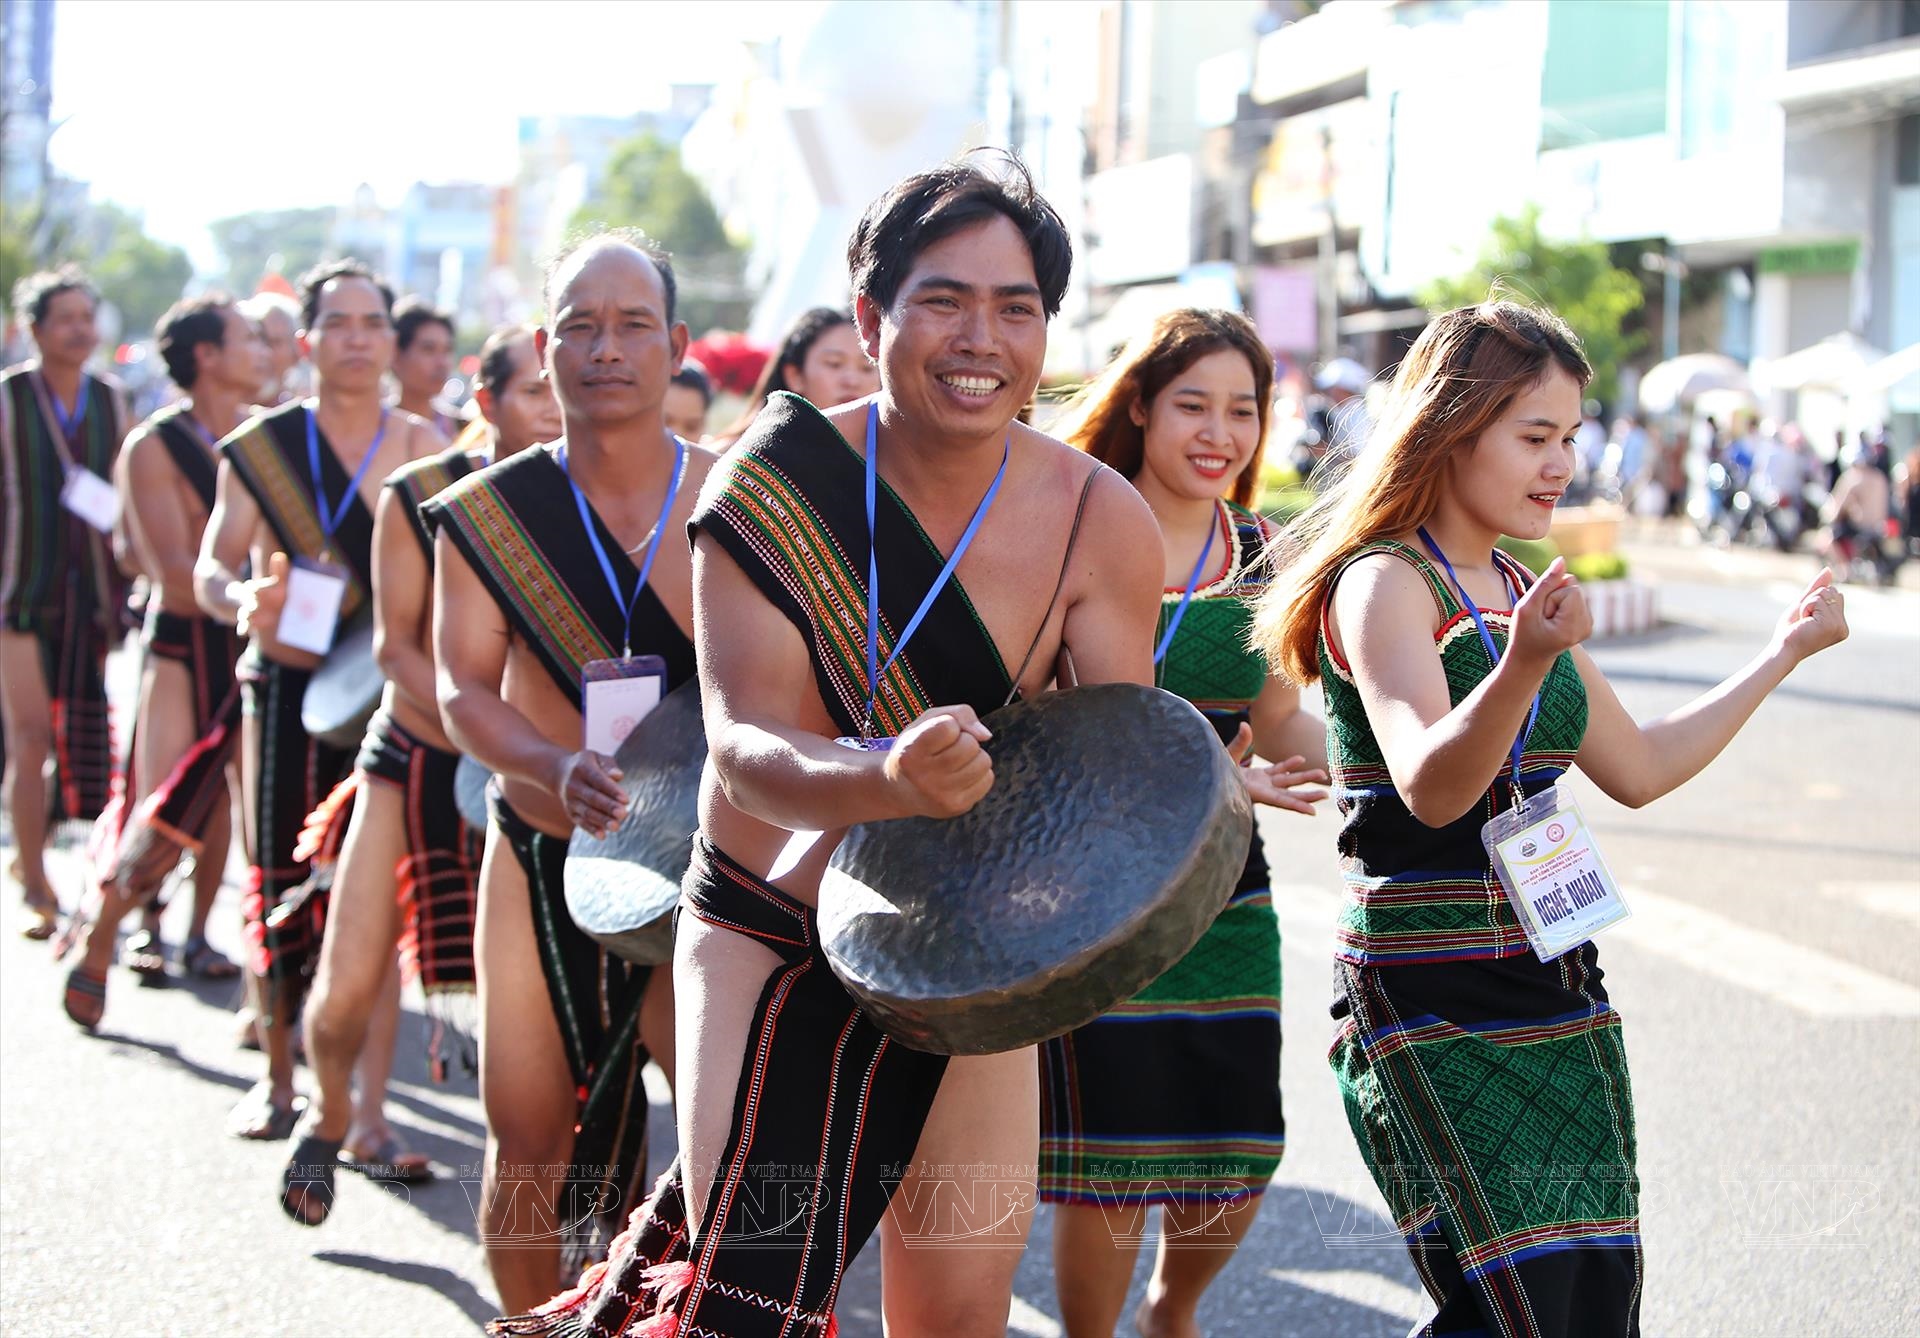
top-left (1585, 579), bottom-right (1659, 638)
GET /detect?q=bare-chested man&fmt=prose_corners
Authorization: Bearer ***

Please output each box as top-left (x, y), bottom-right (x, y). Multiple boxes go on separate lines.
top-left (426, 234), bottom-right (713, 1310)
top-left (391, 296), bottom-right (461, 439)
top-left (1, 266), bottom-right (129, 941)
top-left (280, 323), bottom-right (561, 1224)
top-left (503, 155), bottom-right (1164, 1338)
top-left (195, 260), bottom-right (442, 1140)
top-left (60, 294), bottom-right (266, 1026)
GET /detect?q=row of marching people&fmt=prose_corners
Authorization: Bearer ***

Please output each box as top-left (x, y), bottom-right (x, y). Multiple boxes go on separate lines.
top-left (6, 146), bottom-right (1853, 1338)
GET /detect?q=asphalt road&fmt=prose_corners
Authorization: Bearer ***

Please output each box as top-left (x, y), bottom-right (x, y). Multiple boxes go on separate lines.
top-left (3, 537), bottom-right (1915, 1336)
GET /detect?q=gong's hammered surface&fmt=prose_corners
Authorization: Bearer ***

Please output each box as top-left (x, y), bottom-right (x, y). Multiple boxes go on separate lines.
top-left (819, 682), bottom-right (1251, 1055)
top-left (300, 621), bottom-right (384, 751)
top-left (565, 679), bottom-right (706, 965)
top-left (454, 755), bottom-right (492, 833)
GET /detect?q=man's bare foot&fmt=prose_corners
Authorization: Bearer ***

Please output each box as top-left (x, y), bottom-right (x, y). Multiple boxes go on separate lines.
top-left (227, 1079), bottom-right (305, 1140)
top-left (20, 883), bottom-right (60, 941)
top-left (340, 1124), bottom-right (435, 1183)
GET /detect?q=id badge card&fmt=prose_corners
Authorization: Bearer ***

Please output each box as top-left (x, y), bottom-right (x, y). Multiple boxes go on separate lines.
top-left (583, 655), bottom-right (667, 757)
top-left (1483, 784), bottom-right (1630, 962)
top-left (833, 735), bottom-right (894, 752)
top-left (279, 556), bottom-right (348, 655)
top-left (60, 465), bottom-right (121, 532)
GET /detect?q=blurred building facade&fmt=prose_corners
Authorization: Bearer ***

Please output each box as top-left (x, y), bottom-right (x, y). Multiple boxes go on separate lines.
top-left (1, 0), bottom-right (55, 213)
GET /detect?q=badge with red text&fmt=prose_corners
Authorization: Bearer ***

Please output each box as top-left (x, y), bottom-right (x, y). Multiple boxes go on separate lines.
top-left (279, 557), bottom-right (348, 656)
top-left (582, 655), bottom-right (667, 757)
top-left (1482, 784), bottom-right (1630, 961)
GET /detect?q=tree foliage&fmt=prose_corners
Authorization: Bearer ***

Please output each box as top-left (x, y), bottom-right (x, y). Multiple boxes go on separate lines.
top-left (3, 200), bottom-right (191, 341)
top-left (572, 133), bottom-right (749, 336)
top-left (86, 203), bottom-right (194, 338)
top-left (1421, 205), bottom-right (1644, 405)
top-left (208, 207), bottom-right (334, 295)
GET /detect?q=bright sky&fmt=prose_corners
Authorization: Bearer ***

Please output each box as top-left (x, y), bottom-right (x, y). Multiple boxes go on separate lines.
top-left (49, 0), bottom-right (802, 271)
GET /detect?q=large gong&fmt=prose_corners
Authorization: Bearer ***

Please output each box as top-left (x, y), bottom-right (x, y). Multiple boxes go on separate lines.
top-left (300, 620), bottom-right (384, 751)
top-left (454, 755), bottom-right (492, 833)
top-left (819, 682), bottom-right (1251, 1056)
top-left (565, 679), bottom-right (707, 965)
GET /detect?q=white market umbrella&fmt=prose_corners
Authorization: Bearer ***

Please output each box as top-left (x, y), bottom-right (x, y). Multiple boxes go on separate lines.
top-left (1759, 332), bottom-right (1887, 393)
top-left (1637, 353), bottom-right (1751, 414)
top-left (1846, 342), bottom-right (1920, 394)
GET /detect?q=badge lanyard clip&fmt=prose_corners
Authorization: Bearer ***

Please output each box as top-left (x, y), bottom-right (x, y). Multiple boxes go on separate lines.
top-left (853, 402), bottom-right (1009, 747)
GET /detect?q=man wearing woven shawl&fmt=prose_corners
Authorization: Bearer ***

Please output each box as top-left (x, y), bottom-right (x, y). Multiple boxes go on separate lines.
top-left (194, 260), bottom-right (440, 1141)
top-left (1, 267), bottom-right (129, 942)
top-left (428, 235), bottom-right (717, 1312)
top-left (494, 154), bottom-right (1163, 1338)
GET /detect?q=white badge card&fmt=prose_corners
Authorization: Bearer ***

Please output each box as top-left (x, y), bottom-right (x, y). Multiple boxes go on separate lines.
top-left (60, 466), bottom-right (121, 533)
top-left (278, 557), bottom-right (349, 656)
top-left (583, 655), bottom-right (667, 757)
top-left (1482, 784), bottom-right (1631, 962)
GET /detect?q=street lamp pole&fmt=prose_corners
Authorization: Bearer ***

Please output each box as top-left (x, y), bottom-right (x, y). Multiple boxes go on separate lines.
top-left (1640, 242), bottom-right (1690, 363)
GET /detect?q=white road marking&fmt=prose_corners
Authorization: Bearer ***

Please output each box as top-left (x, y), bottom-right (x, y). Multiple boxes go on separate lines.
top-left (1263, 1267), bottom-right (1428, 1322)
top-left (1815, 880), bottom-right (1920, 928)
top-left (1273, 879), bottom-right (1920, 1019)
top-left (1614, 886), bottom-right (1920, 1018)
top-left (1765, 580), bottom-right (1919, 639)
top-left (1007, 1295), bottom-right (1062, 1337)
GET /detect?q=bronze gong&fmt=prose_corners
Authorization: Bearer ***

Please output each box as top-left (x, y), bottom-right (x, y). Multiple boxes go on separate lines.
top-left (454, 754), bottom-right (492, 834)
top-left (299, 620), bottom-right (384, 751)
top-left (818, 682), bottom-right (1252, 1056)
top-left (564, 678), bottom-right (707, 965)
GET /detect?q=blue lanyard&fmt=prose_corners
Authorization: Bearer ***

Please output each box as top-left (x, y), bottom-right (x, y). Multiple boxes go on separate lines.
top-left (558, 435), bottom-right (687, 659)
top-left (862, 402), bottom-right (1008, 738)
top-left (305, 404), bottom-right (386, 544)
top-left (1417, 526), bottom-right (1540, 800)
top-left (180, 407), bottom-right (220, 450)
top-left (50, 382), bottom-right (87, 440)
top-left (1152, 505), bottom-right (1220, 666)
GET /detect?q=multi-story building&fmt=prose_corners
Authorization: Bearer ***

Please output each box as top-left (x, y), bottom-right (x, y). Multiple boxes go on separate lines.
top-left (0, 0), bottom-right (54, 214)
top-left (681, 1), bottom-right (1001, 345)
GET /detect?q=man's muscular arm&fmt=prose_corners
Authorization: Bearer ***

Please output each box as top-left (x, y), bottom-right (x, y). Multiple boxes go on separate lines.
top-left (1053, 469), bottom-right (1162, 688)
top-left (194, 458), bottom-right (286, 638)
top-left (117, 429), bottom-right (196, 608)
top-left (371, 489), bottom-right (438, 718)
top-left (696, 531), bottom-right (994, 831)
top-left (433, 529), bottom-right (628, 836)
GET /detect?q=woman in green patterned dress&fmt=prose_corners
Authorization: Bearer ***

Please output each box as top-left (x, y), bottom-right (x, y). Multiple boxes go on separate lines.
top-left (1253, 300), bottom-right (1850, 1337)
top-left (1042, 308), bottom-right (1330, 1338)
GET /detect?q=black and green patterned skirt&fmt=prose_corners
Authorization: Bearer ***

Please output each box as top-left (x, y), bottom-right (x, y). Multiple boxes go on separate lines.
top-left (1331, 946), bottom-right (1642, 1336)
top-left (1039, 853), bottom-right (1286, 1209)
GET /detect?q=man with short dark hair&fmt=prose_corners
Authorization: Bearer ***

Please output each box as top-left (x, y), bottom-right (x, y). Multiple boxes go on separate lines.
top-left (279, 322), bottom-right (559, 1225)
top-left (511, 155), bottom-right (1163, 1338)
top-left (1, 266), bottom-right (129, 941)
top-left (390, 296), bottom-right (460, 438)
top-left (663, 359), bottom-right (713, 442)
top-left (195, 258), bottom-right (442, 1139)
top-left (59, 295), bottom-right (265, 1025)
top-left (428, 233), bottom-right (715, 1310)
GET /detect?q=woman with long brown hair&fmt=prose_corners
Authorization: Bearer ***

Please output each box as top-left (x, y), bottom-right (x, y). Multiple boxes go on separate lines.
top-left (1254, 299), bottom-right (1849, 1335)
top-left (1041, 308), bottom-right (1329, 1337)
top-left (710, 305), bottom-right (878, 447)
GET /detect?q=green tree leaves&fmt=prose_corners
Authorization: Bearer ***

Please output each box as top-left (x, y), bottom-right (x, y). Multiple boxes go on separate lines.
top-left (572, 133), bottom-right (749, 336)
top-left (1421, 205), bottom-right (1645, 404)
